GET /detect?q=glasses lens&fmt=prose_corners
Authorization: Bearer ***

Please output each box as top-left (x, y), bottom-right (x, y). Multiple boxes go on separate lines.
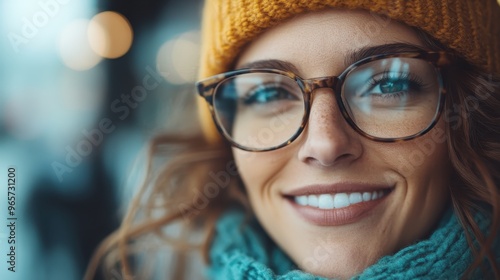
top-left (342, 57), bottom-right (441, 139)
top-left (213, 72), bottom-right (305, 150)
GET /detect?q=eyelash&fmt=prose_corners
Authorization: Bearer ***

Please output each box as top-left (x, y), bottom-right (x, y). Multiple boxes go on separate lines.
top-left (366, 71), bottom-right (424, 94)
top-left (243, 83), bottom-right (297, 104)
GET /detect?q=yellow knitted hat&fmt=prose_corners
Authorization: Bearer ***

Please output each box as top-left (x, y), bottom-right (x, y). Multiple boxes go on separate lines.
top-left (197, 0), bottom-right (500, 142)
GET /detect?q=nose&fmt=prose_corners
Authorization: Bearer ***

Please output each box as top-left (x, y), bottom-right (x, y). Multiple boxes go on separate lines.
top-left (297, 88), bottom-right (363, 167)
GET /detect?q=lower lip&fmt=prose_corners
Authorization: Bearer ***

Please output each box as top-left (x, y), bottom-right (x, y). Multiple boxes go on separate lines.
top-left (285, 192), bottom-right (390, 226)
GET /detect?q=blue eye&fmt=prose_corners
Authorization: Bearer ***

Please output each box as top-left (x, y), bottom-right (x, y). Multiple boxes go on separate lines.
top-left (366, 72), bottom-right (423, 97)
top-left (378, 78), bottom-right (410, 93)
top-left (243, 84), bottom-right (297, 105)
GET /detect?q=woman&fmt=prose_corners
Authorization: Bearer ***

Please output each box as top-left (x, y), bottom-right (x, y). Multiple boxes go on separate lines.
top-left (87, 0), bottom-right (500, 279)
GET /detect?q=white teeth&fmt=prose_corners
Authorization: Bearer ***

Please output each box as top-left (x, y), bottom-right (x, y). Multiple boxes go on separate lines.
top-left (296, 195), bottom-right (308, 206)
top-left (333, 193), bottom-right (350, 208)
top-left (308, 195), bottom-right (319, 207)
top-left (318, 194), bottom-right (334, 209)
top-left (349, 193), bottom-right (363, 204)
top-left (294, 190), bottom-right (387, 209)
top-left (362, 192), bottom-right (372, 201)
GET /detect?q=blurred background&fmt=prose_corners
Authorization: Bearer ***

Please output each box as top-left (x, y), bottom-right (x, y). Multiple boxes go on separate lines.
top-left (0, 0), bottom-right (203, 279)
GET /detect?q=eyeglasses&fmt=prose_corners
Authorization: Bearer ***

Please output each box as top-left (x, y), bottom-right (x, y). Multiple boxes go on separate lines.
top-left (196, 51), bottom-right (451, 152)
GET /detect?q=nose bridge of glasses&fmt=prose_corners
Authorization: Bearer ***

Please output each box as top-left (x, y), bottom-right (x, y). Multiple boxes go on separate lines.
top-left (303, 76), bottom-right (339, 93)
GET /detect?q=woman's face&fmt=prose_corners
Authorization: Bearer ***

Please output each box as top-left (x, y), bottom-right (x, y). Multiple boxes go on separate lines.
top-left (232, 10), bottom-right (451, 279)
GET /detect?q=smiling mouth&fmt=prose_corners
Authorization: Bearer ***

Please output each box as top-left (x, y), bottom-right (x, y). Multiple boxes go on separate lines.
top-left (283, 184), bottom-right (394, 226)
top-left (290, 189), bottom-right (391, 210)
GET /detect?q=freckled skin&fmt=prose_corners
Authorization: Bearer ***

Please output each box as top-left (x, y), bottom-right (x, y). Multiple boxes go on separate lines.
top-left (233, 10), bottom-right (451, 279)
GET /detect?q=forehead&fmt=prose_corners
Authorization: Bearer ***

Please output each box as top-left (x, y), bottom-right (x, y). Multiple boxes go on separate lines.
top-left (236, 9), bottom-right (423, 78)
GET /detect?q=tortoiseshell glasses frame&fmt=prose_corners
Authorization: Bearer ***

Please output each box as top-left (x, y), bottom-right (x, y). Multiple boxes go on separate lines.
top-left (196, 51), bottom-right (452, 152)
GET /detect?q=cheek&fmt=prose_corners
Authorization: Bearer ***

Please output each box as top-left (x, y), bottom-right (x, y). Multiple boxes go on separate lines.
top-left (374, 124), bottom-right (451, 244)
top-left (232, 148), bottom-right (286, 193)
top-left (372, 121), bottom-right (449, 181)
top-left (394, 136), bottom-right (451, 212)
top-left (232, 147), bottom-right (296, 220)
top-left (392, 126), bottom-right (450, 184)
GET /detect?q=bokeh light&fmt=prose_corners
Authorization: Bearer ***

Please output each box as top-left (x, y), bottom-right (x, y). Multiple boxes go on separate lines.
top-left (156, 31), bottom-right (200, 84)
top-left (58, 19), bottom-right (103, 71)
top-left (88, 11), bottom-right (133, 59)
top-left (0, 1), bottom-right (205, 280)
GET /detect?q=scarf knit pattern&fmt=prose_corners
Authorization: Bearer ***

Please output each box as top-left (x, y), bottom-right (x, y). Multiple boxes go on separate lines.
top-left (206, 208), bottom-right (499, 279)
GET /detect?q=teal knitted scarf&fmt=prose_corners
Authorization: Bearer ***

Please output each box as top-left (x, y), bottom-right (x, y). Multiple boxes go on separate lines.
top-left (206, 208), bottom-right (499, 279)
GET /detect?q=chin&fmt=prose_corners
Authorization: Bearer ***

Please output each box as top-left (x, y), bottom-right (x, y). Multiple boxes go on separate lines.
top-left (282, 237), bottom-right (386, 279)
top-left (299, 257), bottom-right (372, 279)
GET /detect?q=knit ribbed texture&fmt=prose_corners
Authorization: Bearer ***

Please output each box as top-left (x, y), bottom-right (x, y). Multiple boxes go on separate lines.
top-left (198, 0), bottom-right (500, 79)
top-left (197, 0), bottom-right (500, 141)
top-left (206, 208), bottom-right (499, 279)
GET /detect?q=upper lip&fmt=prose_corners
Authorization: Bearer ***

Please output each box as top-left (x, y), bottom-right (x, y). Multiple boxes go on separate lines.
top-left (282, 183), bottom-right (395, 197)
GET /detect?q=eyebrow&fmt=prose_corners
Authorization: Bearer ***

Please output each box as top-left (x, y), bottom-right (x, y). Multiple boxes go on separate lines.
top-left (236, 43), bottom-right (428, 74)
top-left (236, 59), bottom-right (300, 73)
top-left (345, 43), bottom-right (427, 66)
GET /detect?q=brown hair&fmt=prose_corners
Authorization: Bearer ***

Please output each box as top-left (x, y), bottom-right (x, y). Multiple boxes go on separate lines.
top-left (85, 29), bottom-right (500, 280)
top-left (415, 29), bottom-right (500, 278)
